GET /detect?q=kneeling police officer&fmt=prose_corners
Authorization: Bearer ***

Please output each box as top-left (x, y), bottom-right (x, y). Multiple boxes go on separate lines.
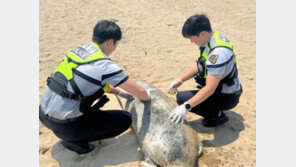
top-left (39, 20), bottom-right (150, 154)
top-left (169, 14), bottom-right (243, 127)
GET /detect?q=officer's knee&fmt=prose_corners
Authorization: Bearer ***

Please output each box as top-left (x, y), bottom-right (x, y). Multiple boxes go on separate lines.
top-left (176, 92), bottom-right (185, 105)
top-left (126, 114), bottom-right (132, 128)
top-left (121, 111), bottom-right (132, 130)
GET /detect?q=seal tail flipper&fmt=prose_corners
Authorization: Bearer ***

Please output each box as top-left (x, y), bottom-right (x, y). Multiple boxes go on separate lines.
top-left (197, 145), bottom-right (203, 158)
top-left (140, 157), bottom-right (159, 167)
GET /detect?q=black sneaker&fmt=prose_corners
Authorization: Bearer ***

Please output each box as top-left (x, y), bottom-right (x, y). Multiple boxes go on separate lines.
top-left (61, 140), bottom-right (95, 154)
top-left (202, 113), bottom-right (229, 127)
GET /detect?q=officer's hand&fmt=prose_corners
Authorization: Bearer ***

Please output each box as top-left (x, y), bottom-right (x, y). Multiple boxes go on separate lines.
top-left (141, 89), bottom-right (151, 102)
top-left (169, 104), bottom-right (187, 124)
top-left (146, 89), bottom-right (151, 99)
top-left (169, 79), bottom-right (183, 94)
top-left (119, 89), bottom-right (135, 101)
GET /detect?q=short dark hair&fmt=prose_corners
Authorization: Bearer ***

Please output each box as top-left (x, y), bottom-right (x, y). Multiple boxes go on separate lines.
top-left (182, 14), bottom-right (212, 38)
top-left (92, 20), bottom-right (122, 44)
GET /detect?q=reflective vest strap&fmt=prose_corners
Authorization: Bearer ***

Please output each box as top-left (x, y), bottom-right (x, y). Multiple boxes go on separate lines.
top-left (215, 64), bottom-right (239, 93)
top-left (199, 49), bottom-right (208, 78)
top-left (220, 64), bottom-right (238, 86)
top-left (72, 69), bottom-right (102, 86)
top-left (209, 46), bottom-right (233, 54)
top-left (196, 53), bottom-right (201, 60)
top-left (208, 46), bottom-right (237, 64)
top-left (69, 78), bottom-right (84, 98)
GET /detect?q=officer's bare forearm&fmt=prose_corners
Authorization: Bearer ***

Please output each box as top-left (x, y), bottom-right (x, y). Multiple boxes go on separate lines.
top-left (186, 74), bottom-right (222, 107)
top-left (108, 85), bottom-right (121, 94)
top-left (119, 78), bottom-right (150, 101)
top-left (179, 63), bottom-right (198, 83)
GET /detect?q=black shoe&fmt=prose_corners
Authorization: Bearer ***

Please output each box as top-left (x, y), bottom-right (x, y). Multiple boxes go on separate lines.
top-left (202, 113), bottom-right (229, 127)
top-left (61, 140), bottom-right (95, 154)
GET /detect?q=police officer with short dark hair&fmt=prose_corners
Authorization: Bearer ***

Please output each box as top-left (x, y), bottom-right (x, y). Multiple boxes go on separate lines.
top-left (39, 20), bottom-right (150, 154)
top-left (169, 14), bottom-right (242, 127)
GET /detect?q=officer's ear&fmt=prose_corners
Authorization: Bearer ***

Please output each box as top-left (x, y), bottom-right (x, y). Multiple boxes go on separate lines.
top-left (106, 39), bottom-right (113, 46)
top-left (199, 31), bottom-right (206, 37)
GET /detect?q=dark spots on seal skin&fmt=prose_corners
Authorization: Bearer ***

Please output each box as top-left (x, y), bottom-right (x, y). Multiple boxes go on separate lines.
top-left (166, 129), bottom-right (186, 162)
top-left (139, 100), bottom-right (152, 142)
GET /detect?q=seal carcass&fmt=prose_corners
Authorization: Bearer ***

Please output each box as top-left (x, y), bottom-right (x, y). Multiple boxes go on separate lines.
top-left (116, 81), bottom-right (202, 167)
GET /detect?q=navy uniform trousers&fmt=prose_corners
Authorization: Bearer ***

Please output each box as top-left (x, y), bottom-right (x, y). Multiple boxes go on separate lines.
top-left (39, 105), bottom-right (132, 143)
top-left (176, 89), bottom-right (242, 119)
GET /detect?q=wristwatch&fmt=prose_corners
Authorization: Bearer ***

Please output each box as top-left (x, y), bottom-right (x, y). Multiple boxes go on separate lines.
top-left (184, 102), bottom-right (192, 111)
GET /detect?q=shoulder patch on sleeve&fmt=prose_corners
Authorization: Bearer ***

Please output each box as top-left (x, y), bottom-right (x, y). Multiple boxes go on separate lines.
top-left (208, 54), bottom-right (219, 64)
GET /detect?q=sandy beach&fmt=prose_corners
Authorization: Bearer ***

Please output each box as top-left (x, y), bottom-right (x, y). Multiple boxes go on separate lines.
top-left (39, 0), bottom-right (256, 166)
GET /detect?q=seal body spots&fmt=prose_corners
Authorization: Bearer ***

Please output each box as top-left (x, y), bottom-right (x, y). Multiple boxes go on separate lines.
top-left (116, 81), bottom-right (202, 167)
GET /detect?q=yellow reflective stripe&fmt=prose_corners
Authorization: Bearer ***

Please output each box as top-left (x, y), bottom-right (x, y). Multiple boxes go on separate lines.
top-left (216, 40), bottom-right (233, 49)
top-left (84, 51), bottom-right (105, 62)
top-left (214, 32), bottom-right (233, 49)
top-left (214, 31), bottom-right (219, 39)
top-left (92, 42), bottom-right (100, 50)
top-left (196, 49), bottom-right (208, 60)
top-left (86, 42), bottom-right (105, 61)
top-left (202, 51), bottom-right (208, 60)
top-left (202, 53), bottom-right (207, 78)
top-left (233, 50), bottom-right (237, 63)
top-left (66, 51), bottom-right (82, 62)
top-left (55, 58), bottom-right (78, 80)
top-left (196, 53), bottom-right (201, 60)
top-left (102, 83), bottom-right (110, 93)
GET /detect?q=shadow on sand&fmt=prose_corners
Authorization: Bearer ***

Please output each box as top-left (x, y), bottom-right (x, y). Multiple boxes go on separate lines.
top-left (189, 110), bottom-right (245, 147)
top-left (51, 130), bottom-right (143, 167)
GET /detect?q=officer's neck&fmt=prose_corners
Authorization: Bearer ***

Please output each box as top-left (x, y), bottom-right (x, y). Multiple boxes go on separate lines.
top-left (201, 31), bottom-right (215, 47)
top-left (99, 43), bottom-right (112, 56)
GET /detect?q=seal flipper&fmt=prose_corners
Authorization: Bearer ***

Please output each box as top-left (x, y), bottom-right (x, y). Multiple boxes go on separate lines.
top-left (140, 157), bottom-right (159, 167)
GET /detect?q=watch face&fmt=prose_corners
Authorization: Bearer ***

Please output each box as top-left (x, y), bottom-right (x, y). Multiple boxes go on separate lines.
top-left (185, 104), bottom-right (191, 110)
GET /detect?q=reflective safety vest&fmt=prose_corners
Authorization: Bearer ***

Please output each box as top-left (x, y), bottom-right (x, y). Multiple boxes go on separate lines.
top-left (47, 42), bottom-right (111, 113)
top-left (194, 32), bottom-right (238, 92)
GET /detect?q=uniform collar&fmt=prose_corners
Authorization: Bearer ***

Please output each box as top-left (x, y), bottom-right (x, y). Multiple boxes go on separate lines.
top-left (199, 33), bottom-right (216, 54)
top-left (207, 34), bottom-right (216, 47)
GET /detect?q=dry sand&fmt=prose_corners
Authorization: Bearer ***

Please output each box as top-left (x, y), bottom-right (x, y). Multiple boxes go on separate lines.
top-left (39, 0), bottom-right (256, 166)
